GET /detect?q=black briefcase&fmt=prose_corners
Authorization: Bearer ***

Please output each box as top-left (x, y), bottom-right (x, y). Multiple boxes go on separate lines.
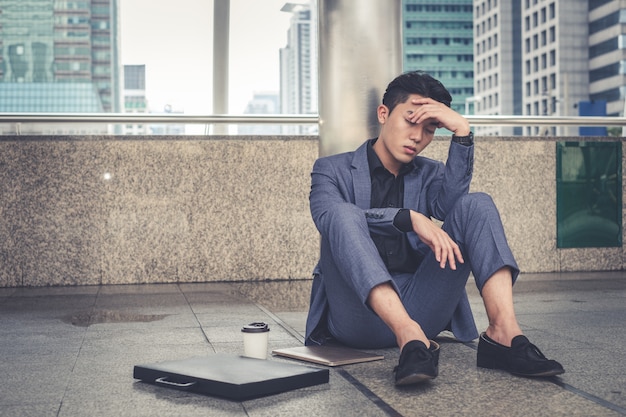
top-left (133, 354), bottom-right (329, 401)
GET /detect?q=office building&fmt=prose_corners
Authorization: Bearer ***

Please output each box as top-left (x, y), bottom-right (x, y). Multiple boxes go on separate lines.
top-left (403, 0), bottom-right (475, 116)
top-left (239, 92), bottom-right (281, 135)
top-left (123, 64), bottom-right (148, 135)
top-left (0, 0), bottom-right (121, 116)
top-left (522, 0), bottom-right (589, 136)
top-left (473, 0), bottom-right (522, 136)
top-left (279, 1), bottom-right (318, 134)
top-left (474, 0), bottom-right (626, 136)
top-left (589, 0), bottom-right (626, 118)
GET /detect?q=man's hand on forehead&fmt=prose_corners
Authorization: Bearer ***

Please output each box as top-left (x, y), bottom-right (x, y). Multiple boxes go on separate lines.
top-left (404, 109), bottom-right (440, 130)
top-left (406, 97), bottom-right (470, 136)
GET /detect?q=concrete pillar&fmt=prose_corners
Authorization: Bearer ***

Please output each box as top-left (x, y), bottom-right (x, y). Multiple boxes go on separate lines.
top-left (318, 0), bottom-right (402, 156)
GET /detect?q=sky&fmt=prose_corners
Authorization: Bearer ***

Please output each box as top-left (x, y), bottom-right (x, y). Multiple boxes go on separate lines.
top-left (119, 0), bottom-right (294, 114)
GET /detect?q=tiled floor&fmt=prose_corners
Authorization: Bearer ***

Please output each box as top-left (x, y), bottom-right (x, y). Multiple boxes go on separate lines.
top-left (1, 272), bottom-right (624, 417)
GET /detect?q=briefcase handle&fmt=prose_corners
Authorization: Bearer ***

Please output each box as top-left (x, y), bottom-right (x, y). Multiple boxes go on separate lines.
top-left (155, 376), bottom-right (197, 389)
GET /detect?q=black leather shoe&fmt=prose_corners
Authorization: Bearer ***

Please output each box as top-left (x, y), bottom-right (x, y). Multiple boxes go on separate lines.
top-left (394, 340), bottom-right (440, 385)
top-left (477, 333), bottom-right (565, 377)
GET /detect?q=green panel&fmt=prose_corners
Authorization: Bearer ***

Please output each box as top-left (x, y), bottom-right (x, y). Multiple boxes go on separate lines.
top-left (556, 141), bottom-right (622, 248)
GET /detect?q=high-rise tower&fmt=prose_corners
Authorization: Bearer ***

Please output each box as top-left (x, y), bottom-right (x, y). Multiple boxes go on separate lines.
top-left (279, 1), bottom-right (318, 134)
top-left (473, 0), bottom-right (523, 136)
top-left (403, 0), bottom-right (475, 116)
top-left (589, 0), bottom-right (626, 118)
top-left (0, 0), bottom-right (121, 114)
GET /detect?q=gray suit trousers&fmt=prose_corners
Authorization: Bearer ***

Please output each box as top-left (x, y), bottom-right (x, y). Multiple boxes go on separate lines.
top-left (321, 192), bottom-right (519, 348)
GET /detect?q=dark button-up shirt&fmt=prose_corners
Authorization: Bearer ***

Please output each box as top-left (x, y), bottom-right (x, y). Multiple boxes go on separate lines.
top-left (367, 139), bottom-right (421, 273)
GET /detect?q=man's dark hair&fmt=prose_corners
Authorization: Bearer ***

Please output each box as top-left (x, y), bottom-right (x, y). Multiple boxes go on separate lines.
top-left (382, 71), bottom-right (452, 114)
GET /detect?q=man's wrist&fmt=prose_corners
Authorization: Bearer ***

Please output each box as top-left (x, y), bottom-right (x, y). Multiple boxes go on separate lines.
top-left (452, 131), bottom-right (474, 146)
top-left (393, 209), bottom-right (413, 233)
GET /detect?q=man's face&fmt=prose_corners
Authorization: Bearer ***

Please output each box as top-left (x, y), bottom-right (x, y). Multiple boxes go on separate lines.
top-left (373, 94), bottom-right (438, 175)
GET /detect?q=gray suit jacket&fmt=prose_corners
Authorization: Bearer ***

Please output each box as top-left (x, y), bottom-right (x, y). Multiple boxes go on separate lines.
top-left (305, 138), bottom-right (478, 345)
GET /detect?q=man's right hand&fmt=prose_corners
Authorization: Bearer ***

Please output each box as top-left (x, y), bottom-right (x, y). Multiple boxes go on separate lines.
top-left (409, 210), bottom-right (464, 270)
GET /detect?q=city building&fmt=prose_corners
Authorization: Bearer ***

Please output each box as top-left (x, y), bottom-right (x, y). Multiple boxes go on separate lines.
top-left (0, 0), bottom-right (121, 119)
top-left (473, 0), bottom-right (523, 136)
top-left (403, 0), bottom-right (475, 116)
top-left (123, 64), bottom-right (148, 135)
top-left (279, 1), bottom-right (318, 134)
top-left (238, 92), bottom-right (281, 135)
top-left (522, 0), bottom-right (589, 136)
top-left (474, 0), bottom-right (626, 137)
top-left (588, 0), bottom-right (626, 118)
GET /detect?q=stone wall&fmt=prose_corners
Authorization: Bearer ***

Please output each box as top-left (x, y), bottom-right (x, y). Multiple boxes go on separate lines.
top-left (0, 136), bottom-right (319, 287)
top-left (0, 135), bottom-right (622, 287)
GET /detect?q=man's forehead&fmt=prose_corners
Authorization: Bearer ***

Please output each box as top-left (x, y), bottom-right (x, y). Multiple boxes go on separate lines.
top-left (404, 93), bottom-right (426, 103)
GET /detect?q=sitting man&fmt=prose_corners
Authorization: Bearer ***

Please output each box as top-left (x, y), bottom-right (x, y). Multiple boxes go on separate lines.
top-left (305, 70), bottom-right (564, 385)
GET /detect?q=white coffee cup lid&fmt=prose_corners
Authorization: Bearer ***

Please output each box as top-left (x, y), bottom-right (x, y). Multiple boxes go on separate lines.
top-left (241, 322), bottom-right (270, 333)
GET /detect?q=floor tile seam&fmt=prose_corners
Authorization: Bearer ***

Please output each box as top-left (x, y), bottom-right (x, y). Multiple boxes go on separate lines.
top-left (54, 285), bottom-right (103, 416)
top-left (550, 379), bottom-right (626, 415)
top-left (253, 302), bottom-right (305, 344)
top-left (335, 368), bottom-right (403, 417)
top-left (176, 283), bottom-right (214, 350)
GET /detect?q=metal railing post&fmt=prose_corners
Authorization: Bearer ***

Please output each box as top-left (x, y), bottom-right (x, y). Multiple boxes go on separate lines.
top-left (213, 0), bottom-right (230, 134)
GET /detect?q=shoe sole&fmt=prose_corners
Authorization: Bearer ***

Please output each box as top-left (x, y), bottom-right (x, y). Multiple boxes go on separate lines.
top-left (478, 360), bottom-right (565, 377)
top-left (511, 368), bottom-right (565, 377)
top-left (395, 373), bottom-right (436, 386)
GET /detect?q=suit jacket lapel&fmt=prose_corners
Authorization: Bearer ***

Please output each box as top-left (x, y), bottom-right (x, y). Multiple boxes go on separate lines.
top-left (403, 164), bottom-right (421, 208)
top-left (350, 142), bottom-right (371, 209)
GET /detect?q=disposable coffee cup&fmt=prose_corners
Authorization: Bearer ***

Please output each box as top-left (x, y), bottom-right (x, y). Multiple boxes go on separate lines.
top-left (241, 322), bottom-right (270, 359)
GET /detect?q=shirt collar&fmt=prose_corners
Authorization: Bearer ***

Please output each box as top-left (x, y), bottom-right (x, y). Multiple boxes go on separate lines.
top-left (367, 138), bottom-right (415, 177)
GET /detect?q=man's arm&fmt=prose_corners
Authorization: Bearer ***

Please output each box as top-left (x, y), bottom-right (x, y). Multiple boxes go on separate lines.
top-left (309, 156), bottom-right (406, 238)
top-left (404, 98), bottom-right (471, 269)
